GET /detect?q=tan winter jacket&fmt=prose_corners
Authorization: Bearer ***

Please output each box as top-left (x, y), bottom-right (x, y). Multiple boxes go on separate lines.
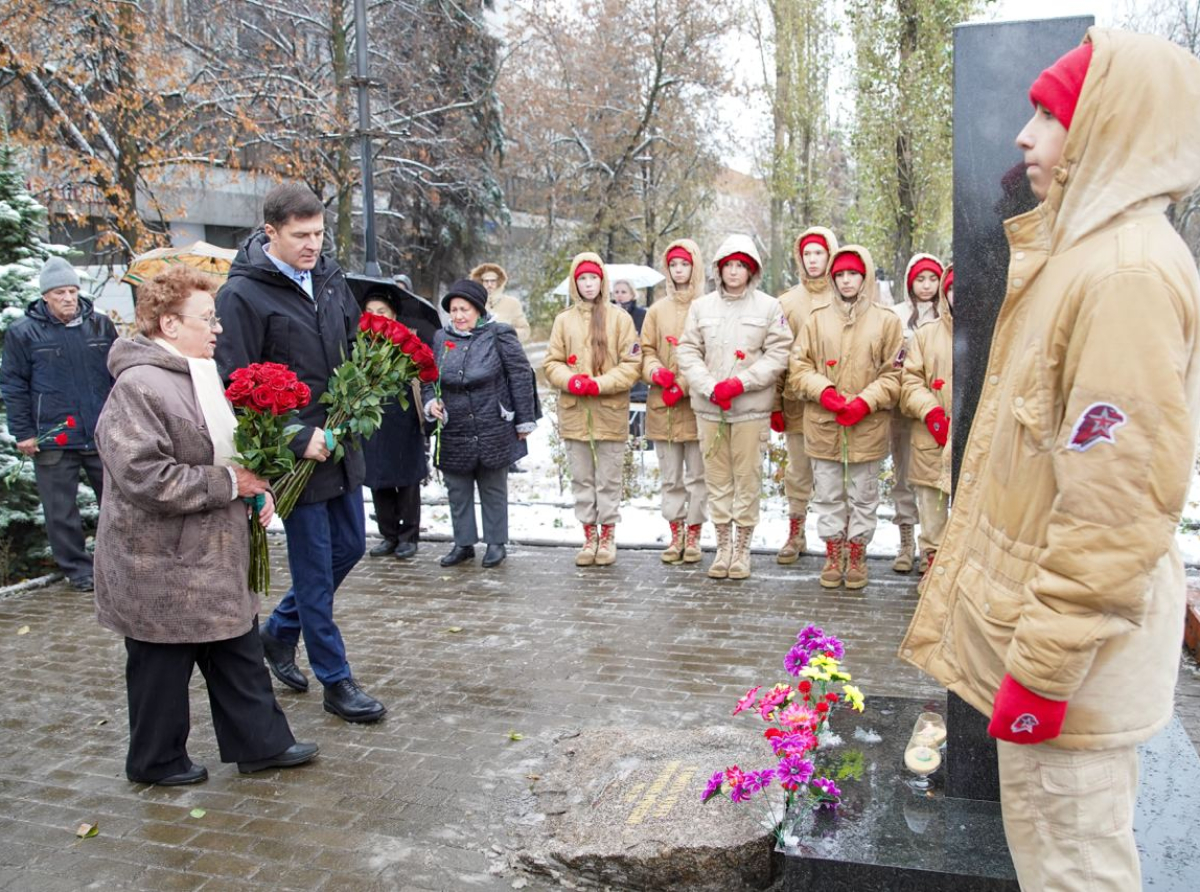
top-left (775, 226), bottom-right (840, 433)
top-left (543, 253), bottom-right (642, 441)
top-left (789, 245), bottom-right (904, 462)
top-left (900, 310), bottom-right (952, 493)
top-left (641, 238), bottom-right (705, 442)
top-left (676, 234), bottom-right (792, 424)
top-left (900, 29), bottom-right (1200, 750)
top-left (470, 262), bottom-right (531, 343)
top-left (892, 252), bottom-right (948, 343)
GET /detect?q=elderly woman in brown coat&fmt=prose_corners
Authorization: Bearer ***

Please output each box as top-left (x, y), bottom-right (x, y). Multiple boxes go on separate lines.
top-left (94, 266), bottom-right (317, 786)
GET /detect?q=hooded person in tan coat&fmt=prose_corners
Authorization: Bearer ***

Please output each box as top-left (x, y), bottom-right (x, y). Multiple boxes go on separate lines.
top-left (772, 226), bottom-right (839, 564)
top-left (676, 234), bottom-right (792, 579)
top-left (899, 32), bottom-right (1200, 890)
top-left (899, 263), bottom-right (952, 576)
top-left (543, 253), bottom-right (641, 566)
top-left (790, 245), bottom-right (903, 590)
top-left (641, 239), bottom-right (708, 563)
top-left (470, 263), bottom-right (532, 344)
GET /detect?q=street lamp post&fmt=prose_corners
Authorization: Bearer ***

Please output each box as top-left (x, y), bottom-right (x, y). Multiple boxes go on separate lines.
top-left (352, 0), bottom-right (381, 276)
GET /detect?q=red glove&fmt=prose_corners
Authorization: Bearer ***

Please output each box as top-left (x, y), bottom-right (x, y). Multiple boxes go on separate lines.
top-left (925, 407), bottom-right (949, 447)
top-left (988, 674), bottom-right (1068, 745)
top-left (651, 368), bottom-right (676, 389)
top-left (583, 377), bottom-right (600, 397)
top-left (662, 384), bottom-right (685, 407)
top-left (770, 411), bottom-right (786, 433)
top-left (836, 397), bottom-right (870, 427)
top-left (819, 387), bottom-right (847, 414)
top-left (711, 378), bottom-right (745, 406)
top-left (568, 374), bottom-right (599, 397)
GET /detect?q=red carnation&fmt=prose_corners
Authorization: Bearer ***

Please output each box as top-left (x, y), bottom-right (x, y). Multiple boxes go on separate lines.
top-left (445, 341), bottom-right (456, 349)
top-left (932, 378), bottom-right (945, 391)
top-left (816, 702), bottom-right (829, 714)
top-left (798, 680), bottom-right (812, 693)
top-left (65, 416), bottom-right (77, 429)
top-left (567, 354), bottom-right (578, 366)
top-left (763, 728), bottom-right (783, 740)
top-left (665, 336), bottom-right (678, 347)
top-left (826, 359), bottom-right (837, 368)
top-left (825, 692), bottom-right (839, 702)
top-left (735, 349), bottom-right (746, 360)
top-left (54, 432), bottom-right (68, 446)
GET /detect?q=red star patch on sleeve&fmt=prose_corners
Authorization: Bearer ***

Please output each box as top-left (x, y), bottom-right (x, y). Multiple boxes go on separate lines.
top-left (1067, 402), bottom-right (1127, 452)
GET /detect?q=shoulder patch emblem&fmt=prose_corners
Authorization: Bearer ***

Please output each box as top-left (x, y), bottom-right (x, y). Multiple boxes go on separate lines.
top-left (1068, 402), bottom-right (1127, 452)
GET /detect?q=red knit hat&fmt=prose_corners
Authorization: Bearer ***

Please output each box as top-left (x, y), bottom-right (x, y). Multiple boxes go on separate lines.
top-left (907, 257), bottom-right (945, 296)
top-left (830, 252), bottom-right (866, 277)
top-left (719, 251), bottom-right (759, 276)
top-left (573, 260), bottom-right (604, 281)
top-left (1029, 42), bottom-right (1094, 130)
top-left (942, 268), bottom-right (954, 292)
top-left (665, 245), bottom-right (693, 265)
top-left (798, 233), bottom-right (828, 254)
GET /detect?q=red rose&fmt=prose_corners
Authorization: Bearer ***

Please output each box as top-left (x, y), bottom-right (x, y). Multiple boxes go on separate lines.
top-left (412, 345), bottom-right (435, 367)
top-left (398, 332), bottom-right (422, 354)
top-left (359, 314), bottom-right (373, 332)
top-left (54, 432), bottom-right (68, 446)
top-left (373, 315), bottom-right (392, 336)
top-left (293, 382), bottom-right (312, 407)
top-left (418, 366), bottom-right (439, 383)
top-left (65, 416), bottom-right (77, 429)
top-left (249, 387), bottom-right (275, 412)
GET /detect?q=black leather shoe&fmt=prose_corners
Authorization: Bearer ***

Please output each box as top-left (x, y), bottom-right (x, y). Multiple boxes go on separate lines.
top-left (369, 539), bottom-right (397, 557)
top-left (260, 627), bottom-right (308, 692)
top-left (71, 575), bottom-right (94, 592)
top-left (481, 543), bottom-right (506, 568)
top-left (323, 679), bottom-right (386, 723)
top-left (394, 541), bottom-right (418, 560)
top-left (439, 545), bottom-right (475, 567)
top-left (237, 742), bottom-right (319, 774)
top-left (130, 762), bottom-right (208, 786)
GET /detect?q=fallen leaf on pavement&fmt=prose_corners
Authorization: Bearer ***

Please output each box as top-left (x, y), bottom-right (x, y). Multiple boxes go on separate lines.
top-left (508, 731), bottom-right (524, 741)
top-left (189, 808), bottom-right (206, 819)
top-left (17, 626), bottom-right (29, 635)
top-left (75, 822), bottom-right (98, 839)
top-left (445, 626), bottom-right (463, 633)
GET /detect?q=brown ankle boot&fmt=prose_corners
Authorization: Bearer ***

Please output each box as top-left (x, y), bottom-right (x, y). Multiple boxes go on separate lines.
top-left (728, 525), bottom-right (754, 579)
top-left (575, 524), bottom-right (598, 567)
top-left (845, 537), bottom-right (869, 589)
top-left (892, 523), bottom-right (915, 573)
top-left (820, 537), bottom-right (845, 589)
top-left (776, 515), bottom-right (805, 565)
top-left (661, 521), bottom-right (685, 563)
top-left (594, 524), bottom-right (617, 565)
top-left (683, 523), bottom-right (703, 563)
top-left (708, 523), bottom-right (732, 578)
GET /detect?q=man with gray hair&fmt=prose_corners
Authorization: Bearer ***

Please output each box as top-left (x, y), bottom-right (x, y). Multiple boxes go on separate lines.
top-left (0, 257), bottom-right (118, 590)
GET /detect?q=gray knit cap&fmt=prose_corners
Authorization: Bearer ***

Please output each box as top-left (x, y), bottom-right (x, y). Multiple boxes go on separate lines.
top-left (39, 257), bottom-right (81, 294)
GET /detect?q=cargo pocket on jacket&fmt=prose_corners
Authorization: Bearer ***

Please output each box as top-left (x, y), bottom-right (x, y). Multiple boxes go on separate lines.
top-left (738, 316), bottom-right (768, 350)
top-left (1030, 753), bottom-right (1126, 841)
top-left (989, 340), bottom-right (1054, 488)
top-left (951, 558), bottom-right (1022, 696)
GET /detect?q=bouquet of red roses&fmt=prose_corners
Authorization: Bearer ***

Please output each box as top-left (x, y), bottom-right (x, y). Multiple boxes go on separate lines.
top-left (272, 312), bottom-right (438, 519)
top-left (225, 362), bottom-right (311, 594)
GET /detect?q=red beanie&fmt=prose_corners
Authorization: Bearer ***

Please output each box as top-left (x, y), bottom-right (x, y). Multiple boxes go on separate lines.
top-left (719, 251), bottom-right (759, 276)
top-left (573, 260), bottom-right (604, 281)
top-left (942, 268), bottom-right (954, 292)
top-left (830, 251), bottom-right (866, 277)
top-left (798, 233), bottom-right (828, 254)
top-left (1029, 42), bottom-right (1093, 130)
top-left (907, 257), bottom-right (945, 295)
top-left (665, 245), bottom-right (693, 265)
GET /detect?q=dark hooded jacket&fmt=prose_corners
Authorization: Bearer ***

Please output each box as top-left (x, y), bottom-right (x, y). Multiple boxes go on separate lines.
top-left (214, 230), bottom-right (364, 505)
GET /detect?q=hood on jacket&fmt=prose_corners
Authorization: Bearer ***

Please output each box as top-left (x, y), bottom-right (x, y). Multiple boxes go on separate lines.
top-left (939, 263), bottom-right (954, 315)
top-left (901, 251), bottom-right (949, 323)
top-left (567, 252), bottom-right (610, 305)
top-left (711, 234), bottom-right (764, 294)
top-left (470, 262), bottom-right (508, 293)
top-left (227, 228), bottom-right (340, 287)
top-left (107, 334), bottom-right (189, 379)
top-left (1046, 28), bottom-right (1200, 253)
top-left (794, 226), bottom-right (840, 286)
top-left (662, 238), bottom-right (706, 301)
top-left (26, 294), bottom-right (98, 326)
top-left (827, 245), bottom-right (878, 308)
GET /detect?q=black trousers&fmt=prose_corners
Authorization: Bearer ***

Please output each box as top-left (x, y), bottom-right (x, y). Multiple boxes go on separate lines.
top-left (124, 618), bottom-right (294, 782)
top-left (371, 484), bottom-right (421, 544)
top-left (32, 449), bottom-right (104, 581)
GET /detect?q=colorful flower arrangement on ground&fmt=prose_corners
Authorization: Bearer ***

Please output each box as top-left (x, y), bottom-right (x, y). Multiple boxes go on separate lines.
top-left (702, 624), bottom-right (865, 845)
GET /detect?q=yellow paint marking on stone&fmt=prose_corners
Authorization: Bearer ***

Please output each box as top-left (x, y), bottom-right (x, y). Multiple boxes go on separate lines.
top-left (622, 782), bottom-right (647, 804)
top-left (626, 760), bottom-right (681, 825)
top-left (653, 768), bottom-right (697, 819)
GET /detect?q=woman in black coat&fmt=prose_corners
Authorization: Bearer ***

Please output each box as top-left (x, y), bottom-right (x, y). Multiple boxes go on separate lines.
top-left (422, 279), bottom-right (537, 569)
top-left (362, 294), bottom-right (429, 560)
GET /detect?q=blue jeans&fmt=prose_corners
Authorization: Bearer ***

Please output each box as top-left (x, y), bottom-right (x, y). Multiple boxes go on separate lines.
top-left (266, 488), bottom-right (366, 685)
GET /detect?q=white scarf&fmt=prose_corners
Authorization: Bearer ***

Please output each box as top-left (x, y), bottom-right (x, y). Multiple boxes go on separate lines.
top-left (153, 338), bottom-right (238, 466)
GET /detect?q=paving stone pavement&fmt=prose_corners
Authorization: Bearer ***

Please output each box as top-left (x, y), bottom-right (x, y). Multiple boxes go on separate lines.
top-left (2, 542), bottom-right (1198, 891)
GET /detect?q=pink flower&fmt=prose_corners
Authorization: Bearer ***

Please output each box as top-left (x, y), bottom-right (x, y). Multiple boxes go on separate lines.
top-left (733, 686), bottom-right (761, 716)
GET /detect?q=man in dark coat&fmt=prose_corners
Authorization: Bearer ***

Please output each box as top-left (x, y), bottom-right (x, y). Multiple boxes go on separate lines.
top-left (0, 258), bottom-right (117, 591)
top-left (215, 183), bottom-right (384, 724)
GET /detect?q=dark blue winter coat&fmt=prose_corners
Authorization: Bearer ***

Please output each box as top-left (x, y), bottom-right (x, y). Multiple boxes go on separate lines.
top-left (0, 296), bottom-right (117, 449)
top-left (215, 230), bottom-right (365, 506)
top-left (363, 382), bottom-right (428, 489)
top-left (421, 318), bottom-right (537, 475)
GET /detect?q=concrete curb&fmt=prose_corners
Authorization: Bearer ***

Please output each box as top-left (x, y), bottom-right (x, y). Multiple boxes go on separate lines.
top-left (0, 572), bottom-right (63, 599)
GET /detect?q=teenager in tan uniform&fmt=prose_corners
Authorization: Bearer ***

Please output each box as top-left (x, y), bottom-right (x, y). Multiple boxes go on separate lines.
top-left (470, 263), bottom-right (532, 344)
top-left (641, 240), bottom-right (708, 563)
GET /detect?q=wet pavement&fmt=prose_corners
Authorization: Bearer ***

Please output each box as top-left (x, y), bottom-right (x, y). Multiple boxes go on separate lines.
top-left (1, 541), bottom-right (1198, 891)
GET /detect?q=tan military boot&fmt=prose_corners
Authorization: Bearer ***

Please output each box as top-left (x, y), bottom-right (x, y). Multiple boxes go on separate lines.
top-left (819, 537), bottom-right (845, 589)
top-left (594, 524), bottom-right (617, 566)
top-left (845, 537), bottom-right (869, 589)
top-left (776, 515), bottom-right (806, 565)
top-left (893, 524), bottom-right (916, 573)
top-left (683, 524), bottom-right (703, 563)
top-left (728, 525), bottom-right (754, 579)
top-left (708, 523), bottom-right (733, 578)
top-left (661, 521), bottom-right (685, 563)
top-left (575, 524), bottom-right (598, 567)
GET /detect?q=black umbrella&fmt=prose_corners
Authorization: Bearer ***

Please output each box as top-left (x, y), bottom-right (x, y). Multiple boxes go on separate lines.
top-left (345, 274), bottom-right (441, 347)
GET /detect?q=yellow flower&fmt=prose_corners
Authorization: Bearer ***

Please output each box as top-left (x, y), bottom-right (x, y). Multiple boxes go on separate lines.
top-left (800, 665), bottom-right (831, 682)
top-left (830, 670), bottom-right (852, 682)
top-left (843, 684), bottom-right (865, 712)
